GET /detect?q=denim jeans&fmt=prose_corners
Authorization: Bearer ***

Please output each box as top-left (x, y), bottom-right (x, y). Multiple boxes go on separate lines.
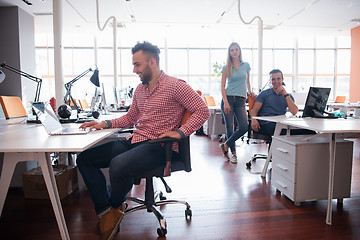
top-left (76, 138), bottom-right (166, 215)
top-left (221, 96), bottom-right (248, 153)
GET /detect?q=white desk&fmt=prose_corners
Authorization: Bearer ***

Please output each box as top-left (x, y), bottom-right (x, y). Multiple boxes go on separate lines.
top-left (256, 116), bottom-right (360, 225)
top-left (327, 102), bottom-right (360, 109)
top-left (0, 123), bottom-right (118, 240)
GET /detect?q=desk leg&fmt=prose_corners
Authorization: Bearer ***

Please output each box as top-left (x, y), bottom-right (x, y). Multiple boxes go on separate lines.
top-left (0, 152), bottom-right (70, 240)
top-left (0, 153), bottom-right (23, 216)
top-left (326, 133), bottom-right (336, 225)
top-left (38, 152), bottom-right (70, 240)
top-left (261, 123), bottom-right (284, 178)
top-left (261, 148), bottom-right (272, 178)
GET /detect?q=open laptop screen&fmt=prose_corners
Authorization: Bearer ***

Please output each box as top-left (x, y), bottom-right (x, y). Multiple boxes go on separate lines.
top-left (302, 87), bottom-right (331, 118)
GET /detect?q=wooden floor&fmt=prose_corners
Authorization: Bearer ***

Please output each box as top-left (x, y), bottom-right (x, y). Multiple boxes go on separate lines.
top-left (1, 135), bottom-right (360, 240)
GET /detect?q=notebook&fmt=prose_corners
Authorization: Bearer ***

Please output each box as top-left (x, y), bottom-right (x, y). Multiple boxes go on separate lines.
top-left (32, 102), bottom-right (90, 135)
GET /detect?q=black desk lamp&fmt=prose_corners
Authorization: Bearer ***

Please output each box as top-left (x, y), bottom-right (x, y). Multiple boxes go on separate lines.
top-left (63, 68), bottom-right (100, 113)
top-left (0, 62), bottom-right (42, 102)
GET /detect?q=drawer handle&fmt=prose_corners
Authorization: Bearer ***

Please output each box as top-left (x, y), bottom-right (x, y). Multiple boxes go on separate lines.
top-left (276, 164), bottom-right (288, 171)
top-left (276, 147), bottom-right (289, 153)
top-left (276, 181), bottom-right (287, 189)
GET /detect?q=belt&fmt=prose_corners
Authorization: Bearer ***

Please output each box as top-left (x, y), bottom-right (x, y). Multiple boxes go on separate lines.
top-left (227, 95), bottom-right (245, 99)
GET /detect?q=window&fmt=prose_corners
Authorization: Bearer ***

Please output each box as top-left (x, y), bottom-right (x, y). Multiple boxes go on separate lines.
top-left (337, 49), bottom-right (351, 74)
top-left (34, 31), bottom-right (351, 103)
top-left (298, 50), bottom-right (314, 74)
top-left (316, 50), bottom-right (335, 74)
top-left (189, 49), bottom-right (210, 76)
top-left (167, 49), bottom-right (188, 77)
top-left (274, 49), bottom-right (293, 74)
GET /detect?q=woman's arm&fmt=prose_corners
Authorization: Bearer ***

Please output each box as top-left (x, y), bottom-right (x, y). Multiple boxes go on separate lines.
top-left (221, 72), bottom-right (231, 114)
top-left (246, 71), bottom-right (254, 97)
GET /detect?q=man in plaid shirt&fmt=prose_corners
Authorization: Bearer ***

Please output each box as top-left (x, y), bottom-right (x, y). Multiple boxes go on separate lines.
top-left (77, 41), bottom-right (210, 240)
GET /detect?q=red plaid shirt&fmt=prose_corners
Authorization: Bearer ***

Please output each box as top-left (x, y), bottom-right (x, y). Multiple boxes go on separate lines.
top-left (109, 72), bottom-right (210, 150)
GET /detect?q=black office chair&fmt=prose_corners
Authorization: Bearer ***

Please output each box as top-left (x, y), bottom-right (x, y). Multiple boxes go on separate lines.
top-left (245, 128), bottom-right (272, 168)
top-left (124, 113), bottom-right (192, 237)
top-left (245, 95), bottom-right (272, 168)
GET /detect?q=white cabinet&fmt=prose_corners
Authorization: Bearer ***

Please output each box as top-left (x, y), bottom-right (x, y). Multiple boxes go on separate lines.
top-left (271, 136), bottom-right (353, 206)
top-left (203, 107), bottom-right (225, 138)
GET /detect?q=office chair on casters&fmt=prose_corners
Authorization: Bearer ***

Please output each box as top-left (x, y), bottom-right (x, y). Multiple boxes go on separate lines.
top-left (125, 111), bottom-right (192, 237)
top-left (245, 95), bottom-right (272, 169)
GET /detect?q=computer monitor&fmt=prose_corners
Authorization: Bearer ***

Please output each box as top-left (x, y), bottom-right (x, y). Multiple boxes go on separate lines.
top-left (90, 87), bottom-right (101, 110)
top-left (102, 83), bottom-right (117, 106)
top-left (302, 87), bottom-right (333, 118)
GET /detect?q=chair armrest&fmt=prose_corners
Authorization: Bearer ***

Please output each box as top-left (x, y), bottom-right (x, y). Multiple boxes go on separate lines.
top-left (149, 137), bottom-right (182, 177)
top-left (149, 137), bottom-right (181, 162)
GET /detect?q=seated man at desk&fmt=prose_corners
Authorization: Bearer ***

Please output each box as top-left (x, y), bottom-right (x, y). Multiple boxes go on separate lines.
top-left (77, 41), bottom-right (210, 240)
top-left (251, 69), bottom-right (298, 136)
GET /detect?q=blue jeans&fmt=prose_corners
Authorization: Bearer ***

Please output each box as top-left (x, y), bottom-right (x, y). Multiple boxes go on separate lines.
top-left (76, 138), bottom-right (166, 215)
top-left (221, 96), bottom-right (248, 153)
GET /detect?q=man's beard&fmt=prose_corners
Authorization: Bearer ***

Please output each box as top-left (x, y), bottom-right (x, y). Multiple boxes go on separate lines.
top-left (140, 65), bottom-right (152, 85)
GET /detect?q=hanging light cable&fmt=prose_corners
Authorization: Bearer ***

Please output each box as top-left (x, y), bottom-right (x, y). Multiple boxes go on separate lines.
top-left (95, 0), bottom-right (118, 88)
top-left (237, 0), bottom-right (263, 92)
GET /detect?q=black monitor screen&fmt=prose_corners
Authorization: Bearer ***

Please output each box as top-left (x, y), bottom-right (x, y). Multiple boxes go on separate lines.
top-left (32, 101), bottom-right (45, 113)
top-left (302, 87), bottom-right (331, 118)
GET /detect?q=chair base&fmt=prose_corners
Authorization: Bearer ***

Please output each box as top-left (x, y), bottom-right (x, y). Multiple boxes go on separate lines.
top-left (125, 190), bottom-right (192, 237)
top-left (246, 153), bottom-right (268, 168)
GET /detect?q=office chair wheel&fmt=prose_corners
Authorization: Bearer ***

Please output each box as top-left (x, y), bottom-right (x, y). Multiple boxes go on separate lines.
top-left (159, 193), bottom-right (167, 201)
top-left (246, 161), bottom-right (252, 168)
top-left (157, 227), bottom-right (167, 237)
top-left (185, 208), bottom-right (192, 218)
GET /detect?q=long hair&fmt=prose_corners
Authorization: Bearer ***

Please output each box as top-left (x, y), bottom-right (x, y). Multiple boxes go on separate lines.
top-left (225, 42), bottom-right (242, 76)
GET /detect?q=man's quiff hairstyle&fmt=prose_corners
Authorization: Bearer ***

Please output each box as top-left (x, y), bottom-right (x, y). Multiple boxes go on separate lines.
top-left (132, 41), bottom-right (160, 64)
top-left (269, 69), bottom-right (283, 79)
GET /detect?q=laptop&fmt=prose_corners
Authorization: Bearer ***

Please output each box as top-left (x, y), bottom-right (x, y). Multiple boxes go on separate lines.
top-left (32, 102), bottom-right (90, 135)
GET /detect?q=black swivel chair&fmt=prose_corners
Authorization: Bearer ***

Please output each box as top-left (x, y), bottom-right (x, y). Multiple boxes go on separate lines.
top-left (245, 95), bottom-right (272, 168)
top-left (125, 111), bottom-right (193, 237)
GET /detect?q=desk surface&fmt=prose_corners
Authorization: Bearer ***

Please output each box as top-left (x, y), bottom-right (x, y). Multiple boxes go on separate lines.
top-left (327, 102), bottom-right (360, 108)
top-left (0, 123), bottom-right (117, 152)
top-left (281, 118), bottom-right (360, 133)
top-left (254, 115), bottom-right (360, 133)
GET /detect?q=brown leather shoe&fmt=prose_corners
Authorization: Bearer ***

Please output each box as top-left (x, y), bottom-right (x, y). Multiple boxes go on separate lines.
top-left (94, 203), bottom-right (127, 236)
top-left (98, 203), bottom-right (126, 240)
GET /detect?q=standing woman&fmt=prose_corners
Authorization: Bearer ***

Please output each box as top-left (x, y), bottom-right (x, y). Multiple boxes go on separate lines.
top-left (219, 42), bottom-right (254, 163)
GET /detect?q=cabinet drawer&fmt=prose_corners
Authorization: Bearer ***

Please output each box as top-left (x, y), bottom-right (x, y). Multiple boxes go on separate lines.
top-left (271, 140), bottom-right (296, 164)
top-left (272, 170), bottom-right (295, 201)
top-left (272, 155), bottom-right (296, 183)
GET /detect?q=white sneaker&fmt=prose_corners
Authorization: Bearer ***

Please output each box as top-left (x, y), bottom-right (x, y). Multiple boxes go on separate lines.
top-left (230, 155), bottom-right (237, 164)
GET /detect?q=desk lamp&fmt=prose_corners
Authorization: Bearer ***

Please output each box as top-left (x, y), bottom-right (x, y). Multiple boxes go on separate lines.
top-left (0, 70), bottom-right (5, 83)
top-left (63, 68), bottom-right (100, 113)
top-left (0, 62), bottom-right (42, 102)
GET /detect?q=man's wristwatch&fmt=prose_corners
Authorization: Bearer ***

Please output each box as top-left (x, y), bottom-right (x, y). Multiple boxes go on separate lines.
top-left (284, 93), bottom-right (290, 98)
top-left (104, 120), bottom-right (112, 129)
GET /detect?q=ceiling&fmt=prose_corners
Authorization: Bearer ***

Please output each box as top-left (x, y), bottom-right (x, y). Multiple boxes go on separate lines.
top-left (0, 0), bottom-right (360, 36)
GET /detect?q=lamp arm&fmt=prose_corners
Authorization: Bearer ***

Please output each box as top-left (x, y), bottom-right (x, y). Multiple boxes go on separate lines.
top-left (63, 68), bottom-right (94, 113)
top-left (63, 84), bottom-right (72, 103)
top-left (1, 62), bottom-right (42, 102)
top-left (1, 63), bottom-right (42, 83)
top-left (34, 81), bottom-right (42, 102)
top-left (64, 68), bottom-right (92, 88)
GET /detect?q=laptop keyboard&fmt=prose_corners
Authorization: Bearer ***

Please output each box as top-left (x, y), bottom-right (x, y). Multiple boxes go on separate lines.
top-left (62, 127), bottom-right (83, 133)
